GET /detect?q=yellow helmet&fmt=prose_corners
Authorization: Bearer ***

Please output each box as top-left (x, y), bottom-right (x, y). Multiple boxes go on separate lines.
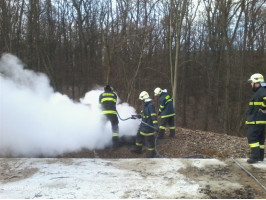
top-left (248, 73), bottom-right (264, 83)
top-left (154, 87), bottom-right (162, 96)
top-left (139, 91), bottom-right (149, 100)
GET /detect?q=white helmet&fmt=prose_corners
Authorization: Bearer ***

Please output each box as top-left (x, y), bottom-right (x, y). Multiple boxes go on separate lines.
top-left (248, 73), bottom-right (264, 83)
top-left (139, 91), bottom-right (149, 100)
top-left (154, 87), bottom-right (162, 96)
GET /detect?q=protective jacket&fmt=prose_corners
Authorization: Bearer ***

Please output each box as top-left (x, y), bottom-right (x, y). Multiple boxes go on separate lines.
top-left (99, 92), bottom-right (117, 115)
top-left (158, 92), bottom-right (175, 118)
top-left (245, 84), bottom-right (266, 125)
top-left (140, 100), bottom-right (158, 134)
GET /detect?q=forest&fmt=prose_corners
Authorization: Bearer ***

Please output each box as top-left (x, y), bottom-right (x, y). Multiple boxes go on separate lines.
top-left (0, 0), bottom-right (265, 135)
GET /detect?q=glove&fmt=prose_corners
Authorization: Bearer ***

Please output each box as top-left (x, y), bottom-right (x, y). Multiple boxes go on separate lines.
top-left (131, 114), bottom-right (141, 119)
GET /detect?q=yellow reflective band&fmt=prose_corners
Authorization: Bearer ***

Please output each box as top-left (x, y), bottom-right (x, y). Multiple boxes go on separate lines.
top-left (101, 97), bottom-right (116, 103)
top-left (112, 133), bottom-right (119, 137)
top-left (165, 99), bottom-right (172, 104)
top-left (159, 109), bottom-right (162, 112)
top-left (151, 113), bottom-right (157, 116)
top-left (263, 97), bottom-right (266, 100)
top-left (260, 145), bottom-right (265, 149)
top-left (136, 143), bottom-right (143, 146)
top-left (147, 148), bottom-right (155, 151)
top-left (249, 142), bottom-right (260, 148)
top-left (169, 126), bottom-right (175, 129)
top-left (249, 102), bottom-right (263, 106)
top-left (102, 93), bottom-right (114, 96)
top-left (140, 132), bottom-right (155, 136)
top-left (256, 121), bottom-right (266, 124)
top-left (161, 113), bottom-right (176, 118)
top-left (245, 121), bottom-right (266, 125)
top-left (160, 105), bottom-right (164, 108)
top-left (153, 121), bottom-right (158, 124)
top-left (165, 95), bottom-right (170, 100)
top-left (159, 126), bottom-right (166, 129)
top-left (245, 121), bottom-right (255, 125)
top-left (262, 102), bottom-right (266, 107)
top-left (102, 110), bottom-right (117, 114)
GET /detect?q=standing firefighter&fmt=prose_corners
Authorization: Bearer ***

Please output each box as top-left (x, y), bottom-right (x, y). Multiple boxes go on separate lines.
top-left (154, 87), bottom-right (176, 138)
top-left (246, 73), bottom-right (266, 164)
top-left (99, 85), bottom-right (120, 149)
top-left (131, 91), bottom-right (158, 158)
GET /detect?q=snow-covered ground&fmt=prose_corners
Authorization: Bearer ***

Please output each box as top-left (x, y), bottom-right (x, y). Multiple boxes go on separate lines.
top-left (0, 158), bottom-right (265, 199)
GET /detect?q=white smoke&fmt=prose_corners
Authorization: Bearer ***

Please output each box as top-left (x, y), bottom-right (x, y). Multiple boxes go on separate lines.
top-left (0, 53), bottom-right (140, 157)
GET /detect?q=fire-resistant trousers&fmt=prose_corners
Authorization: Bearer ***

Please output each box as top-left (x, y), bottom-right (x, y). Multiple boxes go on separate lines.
top-left (104, 114), bottom-right (119, 138)
top-left (158, 116), bottom-right (175, 137)
top-left (247, 125), bottom-right (265, 160)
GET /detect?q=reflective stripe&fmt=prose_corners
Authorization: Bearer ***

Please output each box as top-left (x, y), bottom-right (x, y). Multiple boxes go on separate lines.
top-left (260, 145), bottom-right (265, 149)
top-left (136, 143), bottom-right (143, 146)
top-left (140, 131), bottom-right (155, 136)
top-left (169, 126), bottom-right (175, 129)
top-left (147, 148), bottom-right (155, 151)
top-left (249, 102), bottom-right (264, 106)
top-left (160, 105), bottom-right (164, 108)
top-left (112, 133), bottom-right (119, 137)
top-left (245, 121), bottom-right (266, 125)
top-left (249, 142), bottom-right (260, 148)
top-left (102, 93), bottom-right (114, 96)
top-left (165, 99), bottom-right (172, 104)
top-left (101, 97), bottom-right (116, 103)
top-left (159, 126), bottom-right (166, 129)
top-left (245, 121), bottom-right (255, 125)
top-left (102, 110), bottom-right (117, 114)
top-left (161, 113), bottom-right (176, 118)
top-left (151, 113), bottom-right (157, 116)
top-left (262, 102), bottom-right (266, 107)
top-left (153, 120), bottom-right (158, 124)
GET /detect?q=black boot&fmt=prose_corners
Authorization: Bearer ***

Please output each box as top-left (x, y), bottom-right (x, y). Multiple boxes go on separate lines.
top-left (169, 130), bottom-right (175, 138)
top-left (157, 133), bottom-right (164, 139)
top-left (112, 136), bottom-right (120, 149)
top-left (260, 149), bottom-right (264, 161)
top-left (146, 150), bottom-right (156, 158)
top-left (131, 145), bottom-right (142, 154)
top-left (247, 147), bottom-right (260, 164)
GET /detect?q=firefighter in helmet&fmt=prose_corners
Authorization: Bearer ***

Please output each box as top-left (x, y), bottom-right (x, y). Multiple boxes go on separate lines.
top-left (131, 91), bottom-right (158, 158)
top-left (154, 87), bottom-right (176, 138)
top-left (99, 85), bottom-right (120, 149)
top-left (246, 73), bottom-right (266, 163)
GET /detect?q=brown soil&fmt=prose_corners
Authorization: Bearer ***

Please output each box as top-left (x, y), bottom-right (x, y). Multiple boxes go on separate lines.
top-left (61, 127), bottom-right (250, 159)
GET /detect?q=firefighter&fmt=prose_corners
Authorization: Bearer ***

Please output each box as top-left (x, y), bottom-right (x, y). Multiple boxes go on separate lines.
top-left (131, 91), bottom-right (158, 158)
top-left (245, 73), bottom-right (266, 163)
top-left (154, 87), bottom-right (176, 139)
top-left (99, 85), bottom-right (120, 149)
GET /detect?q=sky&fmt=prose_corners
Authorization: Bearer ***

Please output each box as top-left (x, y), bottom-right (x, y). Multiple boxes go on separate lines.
top-left (0, 53), bottom-right (140, 157)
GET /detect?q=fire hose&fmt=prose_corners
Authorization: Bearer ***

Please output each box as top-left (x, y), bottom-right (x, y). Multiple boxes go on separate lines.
top-left (117, 111), bottom-right (212, 158)
top-left (116, 111), bottom-right (164, 157)
top-left (231, 157), bottom-right (266, 191)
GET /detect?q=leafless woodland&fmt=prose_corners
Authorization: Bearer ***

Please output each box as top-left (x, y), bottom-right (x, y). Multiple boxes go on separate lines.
top-left (0, 0), bottom-right (265, 135)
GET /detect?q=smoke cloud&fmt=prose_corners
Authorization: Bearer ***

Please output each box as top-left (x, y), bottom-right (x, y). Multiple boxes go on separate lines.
top-left (0, 53), bottom-right (140, 157)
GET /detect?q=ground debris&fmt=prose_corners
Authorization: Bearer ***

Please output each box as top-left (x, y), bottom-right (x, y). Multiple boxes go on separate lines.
top-left (62, 127), bottom-right (250, 159)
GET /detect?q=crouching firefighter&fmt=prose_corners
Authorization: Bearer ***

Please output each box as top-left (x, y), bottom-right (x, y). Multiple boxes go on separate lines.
top-left (131, 91), bottom-right (158, 158)
top-left (245, 73), bottom-right (266, 164)
top-left (99, 85), bottom-right (120, 149)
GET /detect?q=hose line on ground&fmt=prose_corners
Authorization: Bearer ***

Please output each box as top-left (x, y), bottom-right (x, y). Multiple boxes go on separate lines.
top-left (231, 157), bottom-right (266, 191)
top-left (116, 111), bottom-right (214, 159)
